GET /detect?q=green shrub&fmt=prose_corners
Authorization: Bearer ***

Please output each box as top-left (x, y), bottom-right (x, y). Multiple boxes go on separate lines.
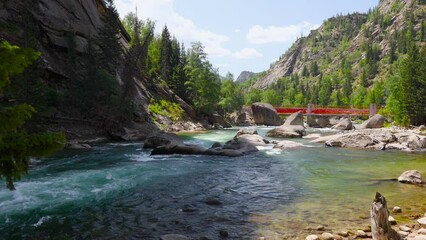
top-left (149, 99), bottom-right (184, 122)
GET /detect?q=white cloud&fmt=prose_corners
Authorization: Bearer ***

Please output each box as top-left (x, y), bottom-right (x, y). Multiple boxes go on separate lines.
top-left (233, 48), bottom-right (263, 59)
top-left (115, 0), bottom-right (231, 58)
top-left (247, 21), bottom-right (320, 44)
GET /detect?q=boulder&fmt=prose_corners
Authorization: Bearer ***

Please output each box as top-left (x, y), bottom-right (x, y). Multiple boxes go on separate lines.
top-left (266, 125), bottom-right (306, 138)
top-left (311, 135), bottom-right (339, 143)
top-left (235, 128), bottom-right (258, 137)
top-left (317, 117), bottom-right (331, 128)
top-left (303, 134), bottom-right (322, 139)
top-left (386, 143), bottom-right (410, 151)
top-left (307, 115), bottom-right (320, 128)
top-left (212, 123), bottom-right (224, 129)
top-left (143, 133), bottom-right (184, 149)
top-left (418, 217), bottom-right (426, 227)
top-left (325, 132), bottom-right (378, 148)
top-left (306, 235), bottom-right (319, 240)
top-left (235, 112), bottom-right (254, 126)
top-left (283, 111), bottom-right (304, 127)
top-left (251, 102), bottom-right (282, 126)
top-left (209, 113), bottom-right (232, 128)
top-left (388, 216), bottom-right (397, 225)
top-left (320, 232), bottom-right (334, 240)
top-left (359, 114), bottom-right (386, 129)
top-left (393, 206), bottom-right (402, 213)
top-left (151, 138), bottom-right (259, 157)
top-left (407, 135), bottom-right (426, 149)
top-left (222, 139), bottom-right (259, 154)
top-left (332, 118), bottom-right (353, 131)
top-left (236, 134), bottom-right (268, 146)
top-left (398, 170), bottom-right (423, 184)
top-left (273, 140), bottom-right (304, 150)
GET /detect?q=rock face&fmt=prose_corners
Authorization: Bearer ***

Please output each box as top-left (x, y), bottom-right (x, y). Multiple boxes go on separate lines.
top-left (332, 118), bottom-right (353, 130)
top-left (398, 170), bottom-right (423, 184)
top-left (283, 111), bottom-right (304, 127)
top-left (235, 71), bottom-right (255, 84)
top-left (359, 114), bottom-right (386, 129)
top-left (267, 125), bottom-right (306, 138)
top-left (251, 103), bottom-right (282, 126)
top-left (209, 113), bottom-right (232, 128)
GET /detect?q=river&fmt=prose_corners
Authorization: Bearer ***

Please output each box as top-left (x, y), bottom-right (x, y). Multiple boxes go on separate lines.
top-left (1, 127), bottom-right (425, 239)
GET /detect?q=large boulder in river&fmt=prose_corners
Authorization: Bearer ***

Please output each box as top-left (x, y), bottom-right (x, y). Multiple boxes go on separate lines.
top-left (143, 133), bottom-right (184, 149)
top-left (266, 125), bottom-right (306, 138)
top-left (332, 118), bottom-right (353, 130)
top-left (251, 102), bottom-right (282, 126)
top-left (325, 132), bottom-right (378, 148)
top-left (283, 111), bottom-right (304, 127)
top-left (235, 128), bottom-right (258, 137)
top-left (359, 114), bottom-right (386, 129)
top-left (398, 170), bottom-right (423, 184)
top-left (208, 113), bottom-right (232, 128)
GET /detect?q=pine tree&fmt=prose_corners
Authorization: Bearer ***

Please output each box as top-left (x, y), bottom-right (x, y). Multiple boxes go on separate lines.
top-left (0, 41), bottom-right (65, 190)
top-left (160, 26), bottom-right (172, 84)
top-left (97, 0), bottom-right (123, 73)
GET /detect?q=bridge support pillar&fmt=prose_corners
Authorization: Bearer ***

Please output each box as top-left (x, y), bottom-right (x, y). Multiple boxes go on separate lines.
top-left (369, 104), bottom-right (377, 117)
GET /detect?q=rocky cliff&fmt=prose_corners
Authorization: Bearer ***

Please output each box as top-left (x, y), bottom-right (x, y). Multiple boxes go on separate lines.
top-left (236, 71), bottom-right (255, 84)
top-left (251, 0), bottom-right (425, 89)
top-left (0, 0), bottom-right (204, 141)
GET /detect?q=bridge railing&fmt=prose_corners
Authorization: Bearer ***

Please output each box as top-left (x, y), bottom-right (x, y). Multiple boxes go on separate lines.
top-left (275, 104), bottom-right (376, 116)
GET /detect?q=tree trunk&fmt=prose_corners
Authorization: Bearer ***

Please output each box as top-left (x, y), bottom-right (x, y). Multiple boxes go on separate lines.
top-left (370, 192), bottom-right (400, 240)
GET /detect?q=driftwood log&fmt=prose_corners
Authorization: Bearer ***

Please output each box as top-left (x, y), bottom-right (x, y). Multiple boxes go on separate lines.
top-left (370, 192), bottom-right (400, 240)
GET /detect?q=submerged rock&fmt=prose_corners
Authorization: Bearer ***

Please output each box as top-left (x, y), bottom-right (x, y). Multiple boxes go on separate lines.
top-left (273, 140), bottom-right (304, 150)
top-left (65, 142), bottom-right (92, 150)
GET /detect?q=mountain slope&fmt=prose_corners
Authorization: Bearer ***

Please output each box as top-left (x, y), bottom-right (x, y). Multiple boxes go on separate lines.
top-left (249, 0), bottom-right (426, 107)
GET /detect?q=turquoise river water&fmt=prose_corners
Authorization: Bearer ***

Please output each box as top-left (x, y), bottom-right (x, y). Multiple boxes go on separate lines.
top-left (0, 127), bottom-right (425, 239)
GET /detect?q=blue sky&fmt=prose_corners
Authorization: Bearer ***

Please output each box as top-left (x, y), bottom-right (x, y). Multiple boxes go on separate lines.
top-left (115, 0), bottom-right (378, 78)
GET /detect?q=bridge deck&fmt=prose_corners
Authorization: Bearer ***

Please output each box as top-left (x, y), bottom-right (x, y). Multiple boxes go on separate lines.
top-left (275, 107), bottom-right (370, 116)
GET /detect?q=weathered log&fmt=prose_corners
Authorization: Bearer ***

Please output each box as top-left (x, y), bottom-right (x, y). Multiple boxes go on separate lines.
top-left (370, 192), bottom-right (400, 240)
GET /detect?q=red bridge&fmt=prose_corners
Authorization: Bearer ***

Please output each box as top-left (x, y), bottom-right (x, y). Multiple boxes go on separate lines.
top-left (275, 105), bottom-right (374, 116)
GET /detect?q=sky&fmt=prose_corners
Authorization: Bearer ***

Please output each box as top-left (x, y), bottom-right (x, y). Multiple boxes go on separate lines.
top-left (115, 0), bottom-right (378, 78)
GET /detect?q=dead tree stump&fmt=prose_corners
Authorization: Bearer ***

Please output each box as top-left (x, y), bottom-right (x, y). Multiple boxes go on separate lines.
top-left (370, 192), bottom-right (400, 240)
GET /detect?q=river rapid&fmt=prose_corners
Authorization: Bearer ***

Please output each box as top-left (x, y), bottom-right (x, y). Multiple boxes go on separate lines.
top-left (1, 127), bottom-right (425, 239)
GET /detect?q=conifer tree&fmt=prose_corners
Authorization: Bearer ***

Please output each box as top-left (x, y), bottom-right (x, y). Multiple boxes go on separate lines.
top-left (0, 41), bottom-right (65, 190)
